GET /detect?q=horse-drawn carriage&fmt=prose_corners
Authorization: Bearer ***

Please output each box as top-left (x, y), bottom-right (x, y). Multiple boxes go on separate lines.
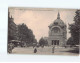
top-left (8, 40), bottom-right (25, 53)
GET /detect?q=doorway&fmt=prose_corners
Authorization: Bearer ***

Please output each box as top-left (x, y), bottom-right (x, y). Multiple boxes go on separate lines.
top-left (52, 40), bottom-right (59, 45)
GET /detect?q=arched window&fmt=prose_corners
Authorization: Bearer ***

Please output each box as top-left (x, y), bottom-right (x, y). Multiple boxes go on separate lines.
top-left (52, 27), bottom-right (60, 33)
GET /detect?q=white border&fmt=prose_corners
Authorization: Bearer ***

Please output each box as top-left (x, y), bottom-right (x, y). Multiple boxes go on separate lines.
top-left (0, 0), bottom-right (80, 62)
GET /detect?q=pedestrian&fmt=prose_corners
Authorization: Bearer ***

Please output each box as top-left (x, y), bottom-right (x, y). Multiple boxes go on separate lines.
top-left (10, 43), bottom-right (14, 49)
top-left (8, 43), bottom-right (13, 53)
top-left (52, 45), bottom-right (55, 53)
top-left (34, 46), bottom-right (37, 53)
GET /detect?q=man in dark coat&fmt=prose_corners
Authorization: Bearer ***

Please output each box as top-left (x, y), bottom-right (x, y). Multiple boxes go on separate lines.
top-left (34, 47), bottom-right (37, 53)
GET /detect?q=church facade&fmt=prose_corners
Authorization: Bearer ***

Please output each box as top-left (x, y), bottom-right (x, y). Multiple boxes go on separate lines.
top-left (47, 12), bottom-right (67, 46)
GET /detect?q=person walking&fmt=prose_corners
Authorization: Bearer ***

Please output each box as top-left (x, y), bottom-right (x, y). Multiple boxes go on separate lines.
top-left (52, 45), bottom-right (55, 53)
top-left (34, 46), bottom-right (37, 53)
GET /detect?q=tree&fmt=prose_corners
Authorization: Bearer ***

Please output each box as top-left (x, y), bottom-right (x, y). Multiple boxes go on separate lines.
top-left (68, 10), bottom-right (80, 45)
top-left (18, 23), bottom-right (28, 42)
top-left (67, 37), bottom-right (74, 45)
top-left (17, 23), bottom-right (37, 46)
top-left (39, 37), bottom-right (48, 46)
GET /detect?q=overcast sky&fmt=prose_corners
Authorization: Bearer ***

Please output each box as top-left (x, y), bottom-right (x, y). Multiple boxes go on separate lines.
top-left (9, 8), bottom-right (76, 41)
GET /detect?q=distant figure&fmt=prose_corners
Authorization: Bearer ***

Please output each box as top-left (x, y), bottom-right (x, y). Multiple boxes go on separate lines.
top-left (8, 43), bottom-right (14, 53)
top-left (34, 47), bottom-right (37, 53)
top-left (52, 45), bottom-right (55, 53)
top-left (64, 46), bottom-right (67, 48)
top-left (42, 45), bottom-right (44, 48)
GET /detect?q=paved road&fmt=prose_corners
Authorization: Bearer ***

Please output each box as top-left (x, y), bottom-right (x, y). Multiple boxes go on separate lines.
top-left (11, 46), bottom-right (79, 56)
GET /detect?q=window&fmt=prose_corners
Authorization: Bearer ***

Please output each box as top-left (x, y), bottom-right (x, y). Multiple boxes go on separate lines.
top-left (52, 27), bottom-right (60, 33)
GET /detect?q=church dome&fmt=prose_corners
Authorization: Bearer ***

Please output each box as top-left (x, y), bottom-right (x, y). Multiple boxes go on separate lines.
top-left (54, 18), bottom-right (64, 26)
top-left (49, 12), bottom-right (65, 27)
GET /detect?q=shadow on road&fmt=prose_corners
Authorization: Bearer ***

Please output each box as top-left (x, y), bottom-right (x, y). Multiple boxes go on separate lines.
top-left (66, 47), bottom-right (79, 54)
top-left (62, 47), bottom-right (79, 54)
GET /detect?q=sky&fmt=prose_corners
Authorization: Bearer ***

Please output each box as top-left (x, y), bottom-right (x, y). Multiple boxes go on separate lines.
top-left (9, 8), bottom-right (76, 41)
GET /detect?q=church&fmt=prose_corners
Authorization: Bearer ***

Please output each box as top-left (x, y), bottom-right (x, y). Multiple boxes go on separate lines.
top-left (46, 12), bottom-right (67, 46)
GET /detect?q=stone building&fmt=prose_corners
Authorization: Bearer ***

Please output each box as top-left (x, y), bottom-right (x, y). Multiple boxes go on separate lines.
top-left (8, 10), bottom-right (17, 41)
top-left (47, 12), bottom-right (67, 46)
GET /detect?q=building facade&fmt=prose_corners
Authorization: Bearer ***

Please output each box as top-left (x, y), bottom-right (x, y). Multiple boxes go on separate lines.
top-left (47, 12), bottom-right (67, 46)
top-left (8, 10), bottom-right (17, 41)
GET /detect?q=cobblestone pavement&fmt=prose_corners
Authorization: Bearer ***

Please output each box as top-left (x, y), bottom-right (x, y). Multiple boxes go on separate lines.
top-left (11, 46), bottom-right (79, 56)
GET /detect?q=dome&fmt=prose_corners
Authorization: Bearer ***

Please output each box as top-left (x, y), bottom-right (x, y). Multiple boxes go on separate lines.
top-left (54, 19), bottom-right (64, 26)
top-left (49, 12), bottom-right (65, 27)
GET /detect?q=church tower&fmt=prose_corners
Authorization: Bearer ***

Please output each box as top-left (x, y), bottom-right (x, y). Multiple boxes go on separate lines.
top-left (48, 12), bottom-right (67, 46)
